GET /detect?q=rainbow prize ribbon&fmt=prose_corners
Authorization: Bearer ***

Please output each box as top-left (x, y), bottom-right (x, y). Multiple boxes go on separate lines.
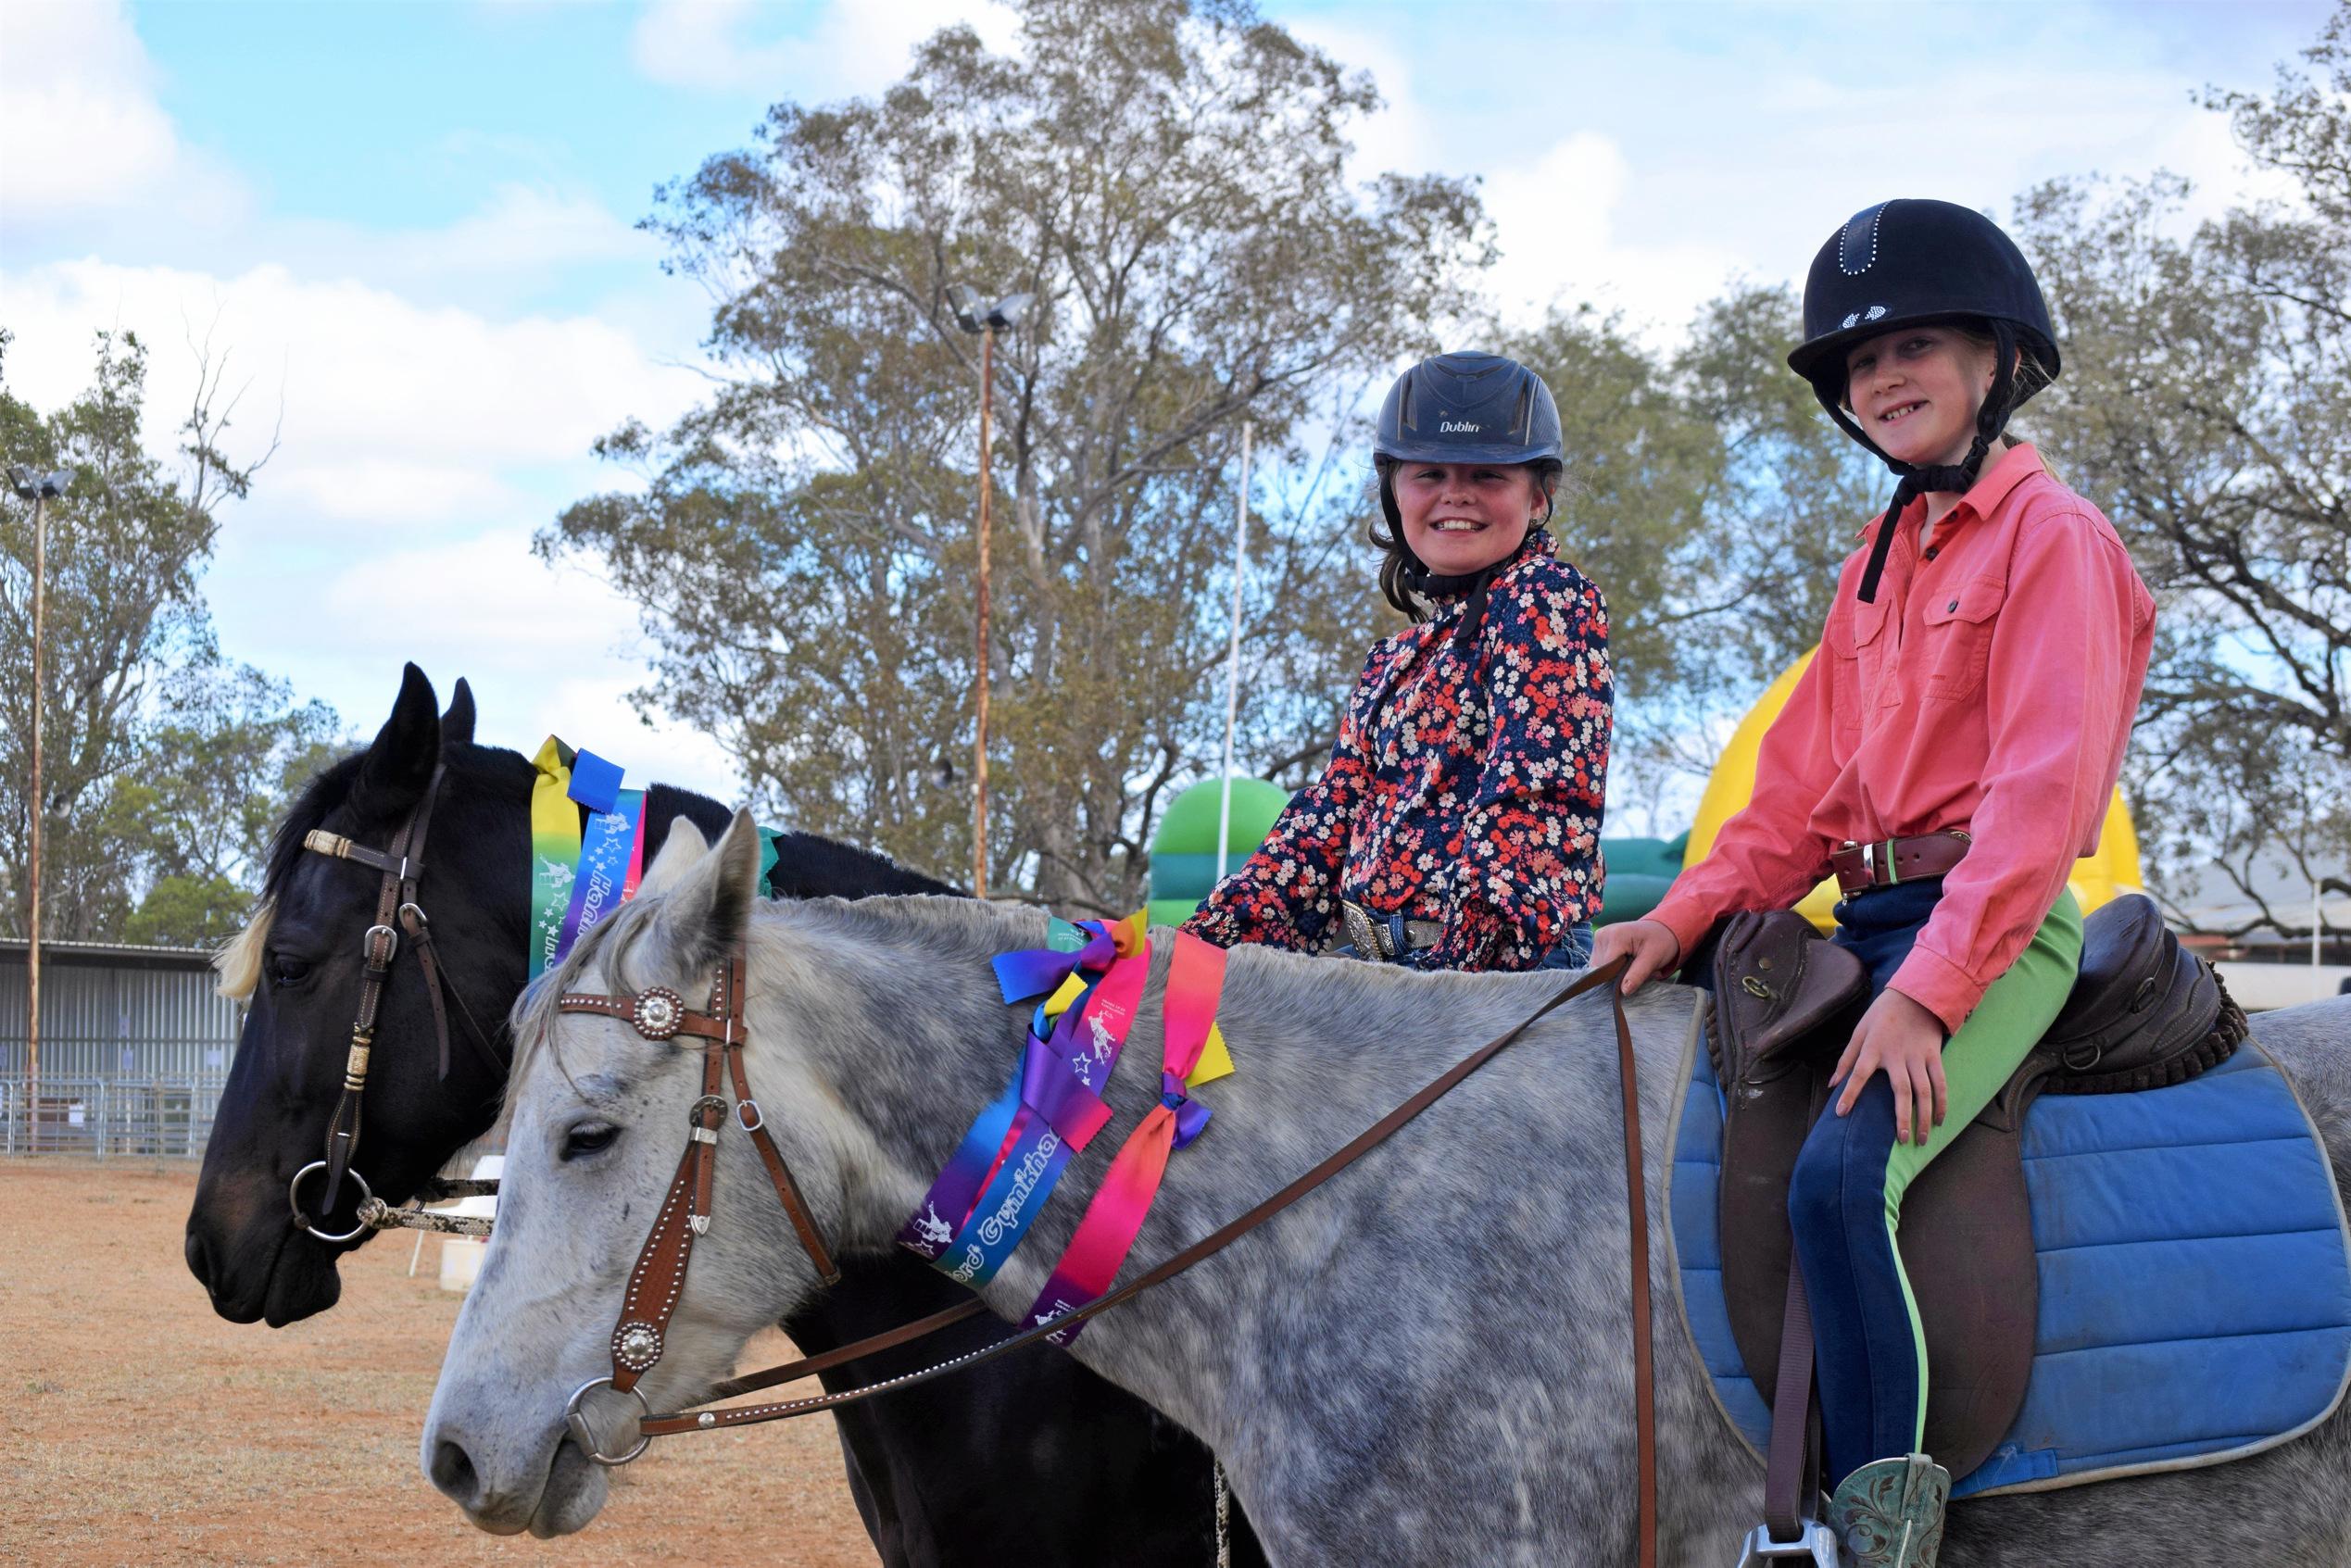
top-left (899, 915), bottom-right (1152, 1286)
top-left (1025, 930), bottom-right (1226, 1344)
top-left (527, 737), bottom-right (582, 978)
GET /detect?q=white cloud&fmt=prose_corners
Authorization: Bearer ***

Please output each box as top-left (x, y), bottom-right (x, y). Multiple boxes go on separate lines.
top-left (0, 0), bottom-right (245, 227)
top-left (1481, 132), bottom-right (1744, 339)
top-left (631, 0), bottom-right (1020, 98)
top-left (1, 257), bottom-right (702, 529)
top-left (3, 253), bottom-right (734, 797)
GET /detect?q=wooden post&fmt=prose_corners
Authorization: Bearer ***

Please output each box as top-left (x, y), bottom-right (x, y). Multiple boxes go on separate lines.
top-left (27, 484), bottom-right (46, 1153)
top-left (972, 324), bottom-right (995, 900)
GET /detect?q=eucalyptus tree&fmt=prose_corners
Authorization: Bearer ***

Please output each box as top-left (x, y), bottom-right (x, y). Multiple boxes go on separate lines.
top-left (2013, 1), bottom-right (2351, 935)
top-left (545, 0), bottom-right (1487, 911)
top-left (0, 328), bottom-right (321, 943)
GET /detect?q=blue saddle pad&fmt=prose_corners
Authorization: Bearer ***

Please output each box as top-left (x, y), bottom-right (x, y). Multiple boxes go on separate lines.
top-left (1669, 1035), bottom-right (2351, 1498)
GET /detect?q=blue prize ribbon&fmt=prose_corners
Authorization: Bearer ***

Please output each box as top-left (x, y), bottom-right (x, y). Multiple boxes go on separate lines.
top-left (934, 1110), bottom-right (1076, 1287)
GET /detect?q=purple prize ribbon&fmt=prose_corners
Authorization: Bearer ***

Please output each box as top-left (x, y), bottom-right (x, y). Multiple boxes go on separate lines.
top-left (1018, 1014), bottom-right (1114, 1146)
top-left (554, 789), bottom-right (644, 964)
top-left (931, 1110), bottom-right (1075, 1286)
top-left (899, 920), bottom-right (1114, 1266)
top-left (897, 1076), bottom-right (1022, 1262)
top-left (900, 918), bottom-right (1153, 1287)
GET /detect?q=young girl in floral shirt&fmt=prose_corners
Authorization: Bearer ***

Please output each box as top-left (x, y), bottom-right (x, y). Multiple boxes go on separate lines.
top-left (1184, 351), bottom-right (1611, 973)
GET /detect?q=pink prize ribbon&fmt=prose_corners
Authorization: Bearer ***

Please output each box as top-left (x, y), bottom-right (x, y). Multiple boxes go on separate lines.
top-left (1025, 930), bottom-right (1226, 1344)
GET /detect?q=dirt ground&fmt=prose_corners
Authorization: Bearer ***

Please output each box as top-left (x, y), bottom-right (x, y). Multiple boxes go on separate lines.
top-left (2, 1159), bottom-right (878, 1568)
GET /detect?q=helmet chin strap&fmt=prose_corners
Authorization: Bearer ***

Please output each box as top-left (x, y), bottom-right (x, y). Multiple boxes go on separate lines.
top-left (1407, 522), bottom-right (1547, 650)
top-left (1843, 320), bottom-right (2018, 603)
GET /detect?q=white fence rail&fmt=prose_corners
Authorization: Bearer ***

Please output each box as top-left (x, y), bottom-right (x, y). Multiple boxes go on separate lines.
top-left (0, 1074), bottom-right (228, 1159)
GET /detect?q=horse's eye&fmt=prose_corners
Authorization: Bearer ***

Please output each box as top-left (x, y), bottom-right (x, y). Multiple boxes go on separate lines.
top-left (561, 1123), bottom-right (620, 1161)
top-left (269, 953), bottom-right (313, 987)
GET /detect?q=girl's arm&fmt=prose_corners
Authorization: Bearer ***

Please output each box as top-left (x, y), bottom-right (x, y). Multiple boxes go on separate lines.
top-left (1889, 508), bottom-right (2154, 1033)
top-left (1428, 564), bottom-right (1611, 972)
top-left (1180, 650), bottom-right (1379, 952)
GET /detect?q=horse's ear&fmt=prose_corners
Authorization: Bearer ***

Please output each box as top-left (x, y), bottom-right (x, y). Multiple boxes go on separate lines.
top-left (356, 664), bottom-right (441, 809)
top-left (651, 809), bottom-right (761, 973)
top-left (637, 818), bottom-right (710, 897)
top-left (440, 679), bottom-right (476, 748)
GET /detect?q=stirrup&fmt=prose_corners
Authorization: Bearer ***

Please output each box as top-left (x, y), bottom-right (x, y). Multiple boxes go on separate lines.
top-left (1737, 1519), bottom-right (1841, 1566)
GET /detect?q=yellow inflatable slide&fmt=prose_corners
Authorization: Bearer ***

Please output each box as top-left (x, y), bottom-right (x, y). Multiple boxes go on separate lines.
top-left (1688, 649), bottom-right (2144, 934)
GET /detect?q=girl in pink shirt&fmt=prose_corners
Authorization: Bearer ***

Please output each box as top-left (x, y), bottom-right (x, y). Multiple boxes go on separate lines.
top-left (1591, 199), bottom-right (2153, 1566)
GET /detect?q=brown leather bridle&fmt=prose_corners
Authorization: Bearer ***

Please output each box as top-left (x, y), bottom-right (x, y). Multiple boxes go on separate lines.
top-left (554, 947), bottom-right (841, 1463)
top-left (552, 943), bottom-right (1659, 1567)
top-left (285, 764), bottom-right (506, 1243)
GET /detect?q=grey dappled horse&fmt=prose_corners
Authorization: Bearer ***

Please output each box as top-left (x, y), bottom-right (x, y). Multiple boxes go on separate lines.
top-left (425, 814), bottom-right (2351, 1564)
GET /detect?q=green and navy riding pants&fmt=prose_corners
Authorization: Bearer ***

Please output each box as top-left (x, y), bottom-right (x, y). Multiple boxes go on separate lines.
top-left (1790, 876), bottom-right (2082, 1485)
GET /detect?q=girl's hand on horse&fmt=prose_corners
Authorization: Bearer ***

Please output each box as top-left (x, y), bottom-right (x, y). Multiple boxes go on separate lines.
top-left (1830, 987), bottom-right (1950, 1146)
top-left (1590, 920), bottom-right (1680, 995)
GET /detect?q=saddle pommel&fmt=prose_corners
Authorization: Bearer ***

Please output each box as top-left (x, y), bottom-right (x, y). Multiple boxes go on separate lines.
top-left (1707, 910), bottom-right (1870, 1084)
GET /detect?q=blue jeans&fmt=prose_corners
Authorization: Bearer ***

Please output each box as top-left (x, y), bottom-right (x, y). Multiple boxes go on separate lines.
top-left (1536, 922), bottom-right (1595, 971)
top-left (1328, 921), bottom-right (1593, 972)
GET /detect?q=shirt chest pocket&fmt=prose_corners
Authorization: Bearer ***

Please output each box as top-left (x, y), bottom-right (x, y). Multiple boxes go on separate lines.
top-left (1917, 573), bottom-right (2007, 703)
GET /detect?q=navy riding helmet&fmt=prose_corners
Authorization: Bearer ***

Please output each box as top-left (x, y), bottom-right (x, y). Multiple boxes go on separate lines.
top-left (1372, 351), bottom-right (1565, 645)
top-left (1375, 351), bottom-right (1563, 468)
top-left (1789, 200), bottom-right (2062, 601)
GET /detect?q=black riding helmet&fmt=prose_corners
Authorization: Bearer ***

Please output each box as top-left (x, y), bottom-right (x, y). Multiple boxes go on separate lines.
top-left (1373, 352), bottom-right (1564, 646)
top-left (1789, 199), bottom-right (2061, 601)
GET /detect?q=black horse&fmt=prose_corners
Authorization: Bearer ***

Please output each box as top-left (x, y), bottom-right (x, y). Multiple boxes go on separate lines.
top-left (184, 665), bottom-right (1264, 1567)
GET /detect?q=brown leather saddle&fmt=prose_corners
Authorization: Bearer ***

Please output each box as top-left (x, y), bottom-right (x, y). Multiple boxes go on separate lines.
top-left (1703, 893), bottom-right (2248, 1481)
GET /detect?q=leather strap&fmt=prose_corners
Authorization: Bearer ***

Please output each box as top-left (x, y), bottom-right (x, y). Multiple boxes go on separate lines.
top-left (1762, 1252), bottom-right (1822, 1542)
top-left (625, 956), bottom-right (1660, 1567)
top-left (1829, 830), bottom-right (1970, 897)
top-left (559, 953), bottom-right (844, 1384)
top-left (317, 772), bottom-right (441, 1213)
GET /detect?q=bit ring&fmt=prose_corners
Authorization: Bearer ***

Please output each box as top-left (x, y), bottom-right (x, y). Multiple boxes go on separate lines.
top-left (287, 1160), bottom-right (375, 1244)
top-left (565, 1376), bottom-right (652, 1466)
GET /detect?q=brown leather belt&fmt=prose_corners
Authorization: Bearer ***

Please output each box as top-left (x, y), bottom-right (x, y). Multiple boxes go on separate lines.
top-left (1829, 829), bottom-right (1970, 898)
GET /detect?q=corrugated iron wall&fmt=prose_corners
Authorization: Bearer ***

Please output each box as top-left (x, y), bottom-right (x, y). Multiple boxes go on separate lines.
top-left (0, 958), bottom-right (241, 1079)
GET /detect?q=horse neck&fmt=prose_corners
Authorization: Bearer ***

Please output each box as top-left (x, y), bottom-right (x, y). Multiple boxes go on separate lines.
top-left (759, 904), bottom-right (1570, 1439)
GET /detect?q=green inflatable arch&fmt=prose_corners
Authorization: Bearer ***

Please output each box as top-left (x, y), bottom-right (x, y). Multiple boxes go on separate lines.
top-left (1146, 776), bottom-right (1294, 927)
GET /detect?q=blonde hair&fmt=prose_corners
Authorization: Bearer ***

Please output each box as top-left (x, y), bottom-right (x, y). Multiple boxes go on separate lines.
top-left (214, 898), bottom-right (274, 1007)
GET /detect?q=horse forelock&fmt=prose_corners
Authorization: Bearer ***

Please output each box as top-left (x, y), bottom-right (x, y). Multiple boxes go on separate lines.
top-left (214, 898), bottom-right (274, 1005)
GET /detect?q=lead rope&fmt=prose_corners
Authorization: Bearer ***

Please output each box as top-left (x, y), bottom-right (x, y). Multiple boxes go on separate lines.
top-left (1213, 1460), bottom-right (1231, 1568)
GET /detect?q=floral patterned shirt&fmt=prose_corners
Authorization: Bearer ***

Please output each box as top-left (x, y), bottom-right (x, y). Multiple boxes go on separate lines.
top-left (1183, 532), bottom-right (1611, 972)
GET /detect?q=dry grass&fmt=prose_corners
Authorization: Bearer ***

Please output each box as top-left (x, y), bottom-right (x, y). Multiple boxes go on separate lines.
top-left (3, 1160), bottom-right (877, 1567)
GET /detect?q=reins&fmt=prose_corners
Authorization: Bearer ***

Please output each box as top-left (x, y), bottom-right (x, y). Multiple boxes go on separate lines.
top-left (559, 945), bottom-right (1659, 1567)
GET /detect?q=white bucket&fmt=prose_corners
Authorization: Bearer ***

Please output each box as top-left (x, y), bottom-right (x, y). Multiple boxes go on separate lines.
top-left (436, 1153), bottom-right (504, 1294)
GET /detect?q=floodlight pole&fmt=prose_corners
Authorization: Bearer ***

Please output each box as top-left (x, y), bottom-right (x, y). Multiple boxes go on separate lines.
top-left (973, 321), bottom-right (997, 899)
top-left (949, 285), bottom-right (1030, 901)
top-left (9, 466), bottom-right (68, 1152)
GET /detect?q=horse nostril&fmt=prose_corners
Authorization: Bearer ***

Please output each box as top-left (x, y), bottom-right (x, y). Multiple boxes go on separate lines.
top-left (431, 1438), bottom-right (482, 1504)
top-left (185, 1229), bottom-right (214, 1291)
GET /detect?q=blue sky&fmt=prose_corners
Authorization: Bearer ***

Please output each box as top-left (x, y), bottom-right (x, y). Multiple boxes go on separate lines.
top-left (1, 0), bottom-right (2331, 806)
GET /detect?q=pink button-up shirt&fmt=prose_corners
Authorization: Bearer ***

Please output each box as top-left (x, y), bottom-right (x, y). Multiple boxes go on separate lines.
top-left (1648, 444), bottom-right (2155, 1032)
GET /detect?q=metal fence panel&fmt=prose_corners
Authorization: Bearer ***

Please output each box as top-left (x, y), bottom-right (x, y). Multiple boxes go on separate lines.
top-left (0, 1074), bottom-right (229, 1158)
